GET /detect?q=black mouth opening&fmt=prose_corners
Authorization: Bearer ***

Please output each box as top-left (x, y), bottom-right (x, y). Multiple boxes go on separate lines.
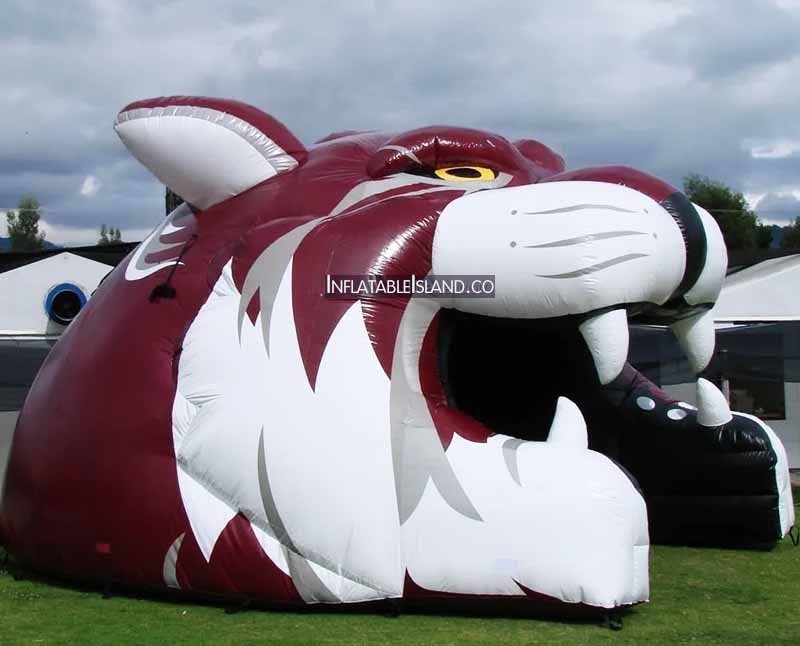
top-left (436, 308), bottom-right (789, 549)
top-left (437, 309), bottom-right (614, 444)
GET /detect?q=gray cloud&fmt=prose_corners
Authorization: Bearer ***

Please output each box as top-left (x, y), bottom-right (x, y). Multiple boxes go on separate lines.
top-left (755, 192), bottom-right (800, 225)
top-left (1, 0), bottom-right (799, 244)
top-left (644, 0), bottom-right (800, 79)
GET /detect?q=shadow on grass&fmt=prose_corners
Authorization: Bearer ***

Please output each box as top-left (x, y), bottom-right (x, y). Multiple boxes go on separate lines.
top-left (0, 544), bottom-right (631, 631)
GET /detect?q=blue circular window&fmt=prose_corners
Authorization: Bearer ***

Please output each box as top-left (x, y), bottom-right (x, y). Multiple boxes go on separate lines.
top-left (45, 283), bottom-right (87, 326)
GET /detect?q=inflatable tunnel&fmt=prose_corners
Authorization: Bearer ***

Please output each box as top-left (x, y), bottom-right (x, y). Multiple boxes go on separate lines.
top-left (0, 96), bottom-right (793, 614)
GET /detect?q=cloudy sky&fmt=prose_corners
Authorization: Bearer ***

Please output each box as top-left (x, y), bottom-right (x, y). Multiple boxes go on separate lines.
top-left (2, 0), bottom-right (799, 245)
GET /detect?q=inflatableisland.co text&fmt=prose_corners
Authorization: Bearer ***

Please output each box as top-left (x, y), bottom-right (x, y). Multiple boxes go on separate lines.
top-left (325, 274), bottom-right (496, 299)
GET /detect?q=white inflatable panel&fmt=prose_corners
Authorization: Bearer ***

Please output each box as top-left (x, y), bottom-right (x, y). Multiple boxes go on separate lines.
top-left (433, 181), bottom-right (686, 319)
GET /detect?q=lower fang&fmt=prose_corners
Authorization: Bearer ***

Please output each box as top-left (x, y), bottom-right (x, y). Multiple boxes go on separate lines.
top-left (546, 396), bottom-right (588, 449)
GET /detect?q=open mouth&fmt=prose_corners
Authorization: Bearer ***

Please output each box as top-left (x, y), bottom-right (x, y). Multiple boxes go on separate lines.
top-left (434, 294), bottom-right (722, 449)
top-left (437, 308), bottom-right (616, 444)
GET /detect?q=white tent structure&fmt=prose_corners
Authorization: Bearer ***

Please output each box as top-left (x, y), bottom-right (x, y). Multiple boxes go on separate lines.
top-left (714, 254), bottom-right (800, 322)
top-left (0, 252), bottom-right (110, 336)
top-left (0, 250), bottom-right (116, 486)
top-left (715, 254), bottom-right (800, 467)
top-left (663, 254), bottom-right (800, 467)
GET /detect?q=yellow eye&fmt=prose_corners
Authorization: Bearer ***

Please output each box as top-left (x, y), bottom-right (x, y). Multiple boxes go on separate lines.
top-left (434, 166), bottom-right (496, 182)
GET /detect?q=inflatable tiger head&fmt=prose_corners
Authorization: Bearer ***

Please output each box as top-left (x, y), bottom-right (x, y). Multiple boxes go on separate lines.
top-left (1, 96), bottom-right (792, 615)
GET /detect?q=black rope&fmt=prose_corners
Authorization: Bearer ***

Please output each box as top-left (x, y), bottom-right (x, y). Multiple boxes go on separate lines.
top-left (603, 612), bottom-right (624, 631)
top-left (224, 598), bottom-right (252, 614)
top-left (383, 598), bottom-right (401, 617)
top-left (149, 234), bottom-right (198, 302)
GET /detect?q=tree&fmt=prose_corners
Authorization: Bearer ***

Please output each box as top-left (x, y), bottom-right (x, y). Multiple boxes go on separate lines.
top-left (782, 217), bottom-right (800, 249)
top-left (6, 195), bottom-right (46, 251)
top-left (98, 224), bottom-right (123, 245)
top-left (683, 174), bottom-right (761, 250)
top-left (166, 188), bottom-right (183, 215)
top-left (755, 223), bottom-right (774, 249)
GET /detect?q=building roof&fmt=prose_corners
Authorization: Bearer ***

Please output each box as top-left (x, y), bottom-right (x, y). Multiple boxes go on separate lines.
top-left (726, 248), bottom-right (800, 274)
top-left (715, 253), bottom-right (800, 322)
top-left (0, 242), bottom-right (137, 275)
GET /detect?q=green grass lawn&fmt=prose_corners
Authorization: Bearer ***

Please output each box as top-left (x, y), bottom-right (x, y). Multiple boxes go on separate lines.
top-left (2, 519), bottom-right (798, 645)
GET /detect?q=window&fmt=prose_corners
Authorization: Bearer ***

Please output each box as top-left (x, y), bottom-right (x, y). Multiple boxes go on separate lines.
top-left (714, 326), bottom-right (786, 421)
top-left (727, 377), bottom-right (785, 420)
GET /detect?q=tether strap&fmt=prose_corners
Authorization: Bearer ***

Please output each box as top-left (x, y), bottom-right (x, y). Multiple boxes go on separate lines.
top-left (149, 234), bottom-right (199, 302)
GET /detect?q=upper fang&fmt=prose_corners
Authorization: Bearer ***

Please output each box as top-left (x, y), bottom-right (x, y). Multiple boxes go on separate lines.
top-left (671, 309), bottom-right (715, 374)
top-left (579, 309), bottom-right (629, 385)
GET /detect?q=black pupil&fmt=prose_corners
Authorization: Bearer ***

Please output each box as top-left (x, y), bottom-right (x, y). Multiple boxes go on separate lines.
top-left (447, 167), bottom-right (483, 178)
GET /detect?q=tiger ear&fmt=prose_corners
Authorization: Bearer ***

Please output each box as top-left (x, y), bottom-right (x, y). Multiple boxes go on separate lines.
top-left (114, 96), bottom-right (307, 210)
top-left (513, 139), bottom-right (565, 174)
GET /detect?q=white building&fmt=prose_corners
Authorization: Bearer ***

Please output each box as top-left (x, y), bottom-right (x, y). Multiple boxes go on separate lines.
top-left (0, 252), bottom-right (111, 336)
top-left (0, 245), bottom-right (133, 486)
top-left (654, 254), bottom-right (800, 468)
